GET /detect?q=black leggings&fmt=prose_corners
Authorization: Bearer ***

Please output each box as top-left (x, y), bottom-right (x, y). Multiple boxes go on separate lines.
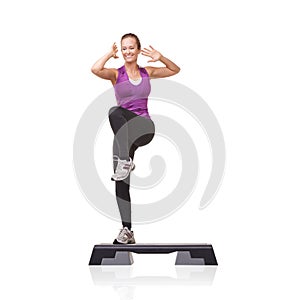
top-left (108, 106), bottom-right (155, 229)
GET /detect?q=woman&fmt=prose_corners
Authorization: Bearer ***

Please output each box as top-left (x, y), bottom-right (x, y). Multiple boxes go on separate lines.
top-left (91, 33), bottom-right (180, 244)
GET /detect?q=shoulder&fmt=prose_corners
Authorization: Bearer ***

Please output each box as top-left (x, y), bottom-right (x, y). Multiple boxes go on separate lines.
top-left (143, 66), bottom-right (153, 77)
top-left (108, 68), bottom-right (119, 85)
top-left (115, 65), bottom-right (127, 84)
top-left (111, 68), bottom-right (119, 76)
top-left (117, 65), bottom-right (125, 73)
top-left (116, 65), bottom-right (126, 78)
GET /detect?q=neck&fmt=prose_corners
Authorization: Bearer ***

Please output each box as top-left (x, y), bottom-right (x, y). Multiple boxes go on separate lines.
top-left (124, 62), bottom-right (139, 73)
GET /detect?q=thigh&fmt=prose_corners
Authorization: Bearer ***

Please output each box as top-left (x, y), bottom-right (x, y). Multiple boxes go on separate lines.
top-left (110, 106), bottom-right (155, 147)
top-left (108, 106), bottom-right (137, 132)
top-left (127, 115), bottom-right (155, 147)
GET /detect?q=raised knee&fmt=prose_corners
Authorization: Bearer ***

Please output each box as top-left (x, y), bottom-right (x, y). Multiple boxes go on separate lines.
top-left (109, 106), bottom-right (122, 117)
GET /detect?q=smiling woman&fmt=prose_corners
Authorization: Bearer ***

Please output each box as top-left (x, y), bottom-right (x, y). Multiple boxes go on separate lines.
top-left (120, 33), bottom-right (141, 68)
top-left (91, 33), bottom-right (180, 244)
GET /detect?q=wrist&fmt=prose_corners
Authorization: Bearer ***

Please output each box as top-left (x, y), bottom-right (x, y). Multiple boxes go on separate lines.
top-left (107, 52), bottom-right (114, 59)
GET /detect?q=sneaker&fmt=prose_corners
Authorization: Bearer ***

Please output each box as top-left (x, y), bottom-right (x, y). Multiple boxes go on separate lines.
top-left (113, 227), bottom-right (136, 244)
top-left (111, 155), bottom-right (135, 181)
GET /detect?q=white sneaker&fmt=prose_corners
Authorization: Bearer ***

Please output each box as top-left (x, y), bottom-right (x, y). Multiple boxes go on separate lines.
top-left (113, 227), bottom-right (136, 244)
top-left (111, 155), bottom-right (135, 181)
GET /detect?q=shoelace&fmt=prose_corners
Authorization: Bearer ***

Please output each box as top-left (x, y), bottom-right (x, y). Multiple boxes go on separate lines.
top-left (119, 228), bottom-right (132, 239)
top-left (113, 155), bottom-right (132, 171)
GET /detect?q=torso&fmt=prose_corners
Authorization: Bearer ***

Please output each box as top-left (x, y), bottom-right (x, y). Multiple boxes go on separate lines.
top-left (113, 65), bottom-right (151, 119)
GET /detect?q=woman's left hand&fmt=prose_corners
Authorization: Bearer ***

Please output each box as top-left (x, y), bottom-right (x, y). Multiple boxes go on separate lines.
top-left (141, 46), bottom-right (162, 62)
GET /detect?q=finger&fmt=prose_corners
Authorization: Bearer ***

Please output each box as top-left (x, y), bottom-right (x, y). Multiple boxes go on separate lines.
top-left (143, 47), bottom-right (151, 52)
top-left (149, 45), bottom-right (155, 50)
top-left (142, 51), bottom-right (150, 56)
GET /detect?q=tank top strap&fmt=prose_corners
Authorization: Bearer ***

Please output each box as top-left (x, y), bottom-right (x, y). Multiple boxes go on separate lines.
top-left (116, 65), bottom-right (127, 84)
top-left (118, 65), bottom-right (126, 74)
top-left (139, 66), bottom-right (149, 78)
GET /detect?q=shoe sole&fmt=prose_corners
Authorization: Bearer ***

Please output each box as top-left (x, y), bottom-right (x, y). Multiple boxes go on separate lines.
top-left (113, 239), bottom-right (136, 244)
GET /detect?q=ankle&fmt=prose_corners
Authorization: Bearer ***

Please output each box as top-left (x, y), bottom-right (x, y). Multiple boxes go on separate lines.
top-left (120, 157), bottom-right (130, 162)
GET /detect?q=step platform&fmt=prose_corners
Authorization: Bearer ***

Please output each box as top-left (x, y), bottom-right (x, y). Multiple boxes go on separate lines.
top-left (89, 243), bottom-right (218, 266)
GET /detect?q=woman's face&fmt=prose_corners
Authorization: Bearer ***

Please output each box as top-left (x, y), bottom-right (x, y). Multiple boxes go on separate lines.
top-left (121, 37), bottom-right (140, 63)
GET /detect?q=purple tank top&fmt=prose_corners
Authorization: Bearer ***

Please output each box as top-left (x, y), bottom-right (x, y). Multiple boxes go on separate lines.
top-left (114, 65), bottom-right (151, 119)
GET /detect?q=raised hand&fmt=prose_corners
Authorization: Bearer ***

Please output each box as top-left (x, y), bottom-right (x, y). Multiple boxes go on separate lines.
top-left (141, 45), bottom-right (162, 62)
top-left (110, 42), bottom-right (119, 59)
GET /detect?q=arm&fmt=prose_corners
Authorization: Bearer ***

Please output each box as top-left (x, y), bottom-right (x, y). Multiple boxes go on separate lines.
top-left (91, 43), bottom-right (119, 84)
top-left (142, 46), bottom-right (180, 79)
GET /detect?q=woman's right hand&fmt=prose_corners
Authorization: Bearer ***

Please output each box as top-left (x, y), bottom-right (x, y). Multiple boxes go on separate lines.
top-left (110, 42), bottom-right (119, 59)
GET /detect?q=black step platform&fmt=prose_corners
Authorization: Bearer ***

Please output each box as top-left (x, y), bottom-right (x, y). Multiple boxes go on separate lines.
top-left (89, 243), bottom-right (217, 265)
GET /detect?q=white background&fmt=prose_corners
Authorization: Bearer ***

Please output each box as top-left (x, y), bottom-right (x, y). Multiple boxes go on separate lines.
top-left (1, 0), bottom-right (300, 299)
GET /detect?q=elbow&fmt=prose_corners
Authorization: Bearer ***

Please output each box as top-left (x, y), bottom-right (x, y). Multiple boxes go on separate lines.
top-left (173, 66), bottom-right (180, 75)
top-left (91, 64), bottom-right (104, 75)
top-left (91, 66), bottom-right (98, 75)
